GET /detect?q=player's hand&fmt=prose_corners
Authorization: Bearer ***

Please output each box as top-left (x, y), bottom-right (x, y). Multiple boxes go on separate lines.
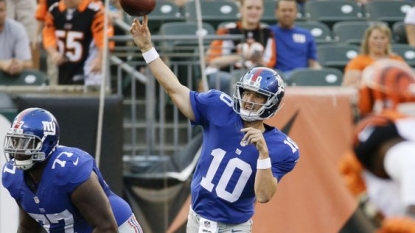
top-left (130, 16), bottom-right (153, 53)
top-left (241, 127), bottom-right (269, 155)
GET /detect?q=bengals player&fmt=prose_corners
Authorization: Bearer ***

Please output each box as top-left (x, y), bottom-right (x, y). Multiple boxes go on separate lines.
top-left (339, 59), bottom-right (415, 233)
top-left (355, 59), bottom-right (415, 120)
top-left (43, 0), bottom-right (114, 85)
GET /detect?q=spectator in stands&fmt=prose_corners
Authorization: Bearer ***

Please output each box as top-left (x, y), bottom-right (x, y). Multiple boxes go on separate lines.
top-left (269, 0), bottom-right (321, 79)
top-left (34, 0), bottom-right (59, 85)
top-left (43, 0), bottom-right (114, 85)
top-left (6, 0), bottom-right (39, 70)
top-left (204, 0), bottom-right (277, 95)
top-left (0, 0), bottom-right (33, 75)
top-left (405, 4), bottom-right (415, 47)
top-left (342, 23), bottom-right (404, 87)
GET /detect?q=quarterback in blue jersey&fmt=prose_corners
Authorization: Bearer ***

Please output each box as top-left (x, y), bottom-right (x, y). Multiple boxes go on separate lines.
top-left (130, 16), bottom-right (299, 233)
top-left (1, 108), bottom-right (143, 233)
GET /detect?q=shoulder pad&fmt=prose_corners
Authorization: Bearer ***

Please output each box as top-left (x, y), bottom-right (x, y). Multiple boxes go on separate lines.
top-left (49, 147), bottom-right (94, 187)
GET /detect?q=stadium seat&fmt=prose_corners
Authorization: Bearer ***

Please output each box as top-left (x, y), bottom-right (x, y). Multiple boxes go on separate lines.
top-left (317, 43), bottom-right (360, 71)
top-left (0, 69), bottom-right (47, 86)
top-left (332, 21), bottom-right (387, 45)
top-left (262, 1), bottom-right (277, 25)
top-left (364, 1), bottom-right (412, 26)
top-left (392, 21), bottom-right (407, 44)
top-left (184, 1), bottom-right (240, 29)
top-left (145, 1), bottom-right (185, 32)
top-left (304, 1), bottom-right (365, 28)
top-left (296, 21), bottom-right (334, 44)
top-left (391, 44), bottom-right (415, 67)
top-left (158, 21), bottom-right (216, 57)
top-left (290, 68), bottom-right (343, 86)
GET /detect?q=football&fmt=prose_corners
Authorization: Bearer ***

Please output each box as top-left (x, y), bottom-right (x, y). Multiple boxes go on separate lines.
top-left (119, 0), bottom-right (156, 17)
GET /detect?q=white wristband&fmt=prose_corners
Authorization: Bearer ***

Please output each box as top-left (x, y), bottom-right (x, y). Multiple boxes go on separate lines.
top-left (257, 158), bottom-right (271, 170)
top-left (142, 47), bottom-right (159, 64)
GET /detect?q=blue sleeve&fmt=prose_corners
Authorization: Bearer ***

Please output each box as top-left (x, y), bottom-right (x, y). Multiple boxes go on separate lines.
top-left (307, 33), bottom-right (318, 61)
top-left (2, 162), bottom-right (23, 201)
top-left (272, 145), bottom-right (299, 182)
top-left (190, 90), bottom-right (231, 126)
top-left (52, 151), bottom-right (94, 193)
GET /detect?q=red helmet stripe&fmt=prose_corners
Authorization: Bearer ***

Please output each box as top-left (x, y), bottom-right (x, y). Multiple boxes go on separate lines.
top-left (251, 68), bottom-right (264, 82)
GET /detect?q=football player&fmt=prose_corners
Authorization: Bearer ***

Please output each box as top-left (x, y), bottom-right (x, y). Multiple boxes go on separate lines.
top-left (2, 108), bottom-right (143, 233)
top-left (339, 59), bottom-right (415, 232)
top-left (130, 16), bottom-right (299, 233)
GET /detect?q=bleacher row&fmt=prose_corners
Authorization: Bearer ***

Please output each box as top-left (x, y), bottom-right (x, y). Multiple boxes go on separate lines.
top-left (1, 0), bottom-right (414, 87)
top-left (122, 0), bottom-right (414, 87)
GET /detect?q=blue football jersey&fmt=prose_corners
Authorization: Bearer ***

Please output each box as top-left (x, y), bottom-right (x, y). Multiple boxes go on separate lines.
top-left (2, 146), bottom-right (132, 233)
top-left (189, 90), bottom-right (299, 224)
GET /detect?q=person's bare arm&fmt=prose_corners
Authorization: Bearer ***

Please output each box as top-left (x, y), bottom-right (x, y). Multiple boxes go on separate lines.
top-left (208, 55), bottom-right (241, 69)
top-left (71, 172), bottom-right (118, 233)
top-left (308, 59), bottom-right (322, 70)
top-left (17, 204), bottom-right (43, 233)
top-left (342, 70), bottom-right (361, 87)
top-left (406, 24), bottom-right (415, 47)
top-left (130, 16), bottom-right (195, 121)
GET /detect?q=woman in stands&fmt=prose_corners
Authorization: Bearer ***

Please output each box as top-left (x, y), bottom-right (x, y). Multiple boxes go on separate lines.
top-left (342, 23), bottom-right (405, 87)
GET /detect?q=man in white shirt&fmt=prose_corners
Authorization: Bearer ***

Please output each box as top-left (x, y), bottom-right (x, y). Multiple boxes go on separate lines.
top-left (0, 0), bottom-right (32, 75)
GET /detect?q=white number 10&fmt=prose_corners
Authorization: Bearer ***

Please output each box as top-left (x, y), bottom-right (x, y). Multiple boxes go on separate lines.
top-left (200, 148), bottom-right (252, 203)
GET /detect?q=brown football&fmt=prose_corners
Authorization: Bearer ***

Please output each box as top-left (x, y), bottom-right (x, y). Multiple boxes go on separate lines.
top-left (119, 0), bottom-right (156, 16)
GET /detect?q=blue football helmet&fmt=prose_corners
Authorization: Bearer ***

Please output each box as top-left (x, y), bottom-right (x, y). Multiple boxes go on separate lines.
top-left (233, 67), bottom-right (285, 121)
top-left (3, 108), bottom-right (60, 170)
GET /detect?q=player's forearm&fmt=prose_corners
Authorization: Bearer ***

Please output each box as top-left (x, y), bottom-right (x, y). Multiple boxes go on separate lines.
top-left (147, 57), bottom-right (195, 121)
top-left (254, 169), bottom-right (278, 203)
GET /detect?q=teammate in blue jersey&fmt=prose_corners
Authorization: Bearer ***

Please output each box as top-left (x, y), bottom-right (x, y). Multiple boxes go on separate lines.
top-left (1, 108), bottom-right (143, 233)
top-left (130, 16), bottom-right (300, 233)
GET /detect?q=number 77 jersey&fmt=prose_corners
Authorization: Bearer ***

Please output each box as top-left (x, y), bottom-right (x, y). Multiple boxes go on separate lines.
top-left (189, 90), bottom-right (300, 224)
top-left (2, 146), bottom-right (131, 232)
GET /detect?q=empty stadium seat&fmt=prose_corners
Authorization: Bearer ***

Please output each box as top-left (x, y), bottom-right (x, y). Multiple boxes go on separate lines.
top-left (392, 21), bottom-right (407, 44)
top-left (391, 44), bottom-right (415, 67)
top-left (317, 43), bottom-right (360, 71)
top-left (296, 21), bottom-right (334, 44)
top-left (364, 1), bottom-right (412, 26)
top-left (184, 1), bottom-right (240, 29)
top-left (158, 21), bottom-right (216, 56)
top-left (304, 1), bottom-right (365, 28)
top-left (263, 1), bottom-right (278, 25)
top-left (146, 1), bottom-right (185, 32)
top-left (332, 21), bottom-right (387, 45)
top-left (0, 69), bottom-right (47, 86)
top-left (290, 68), bottom-right (343, 86)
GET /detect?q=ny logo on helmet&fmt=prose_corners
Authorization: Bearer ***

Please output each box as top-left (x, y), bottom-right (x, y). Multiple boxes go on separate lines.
top-left (42, 121), bottom-right (56, 136)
